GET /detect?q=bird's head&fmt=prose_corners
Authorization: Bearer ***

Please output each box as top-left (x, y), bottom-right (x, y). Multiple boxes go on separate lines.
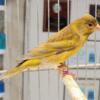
top-left (70, 14), bottom-right (100, 37)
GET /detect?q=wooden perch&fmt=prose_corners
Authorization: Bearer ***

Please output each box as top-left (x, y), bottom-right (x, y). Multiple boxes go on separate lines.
top-left (57, 64), bottom-right (87, 100)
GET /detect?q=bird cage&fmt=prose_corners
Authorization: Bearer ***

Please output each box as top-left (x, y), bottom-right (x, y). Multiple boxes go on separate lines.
top-left (2, 0), bottom-right (100, 100)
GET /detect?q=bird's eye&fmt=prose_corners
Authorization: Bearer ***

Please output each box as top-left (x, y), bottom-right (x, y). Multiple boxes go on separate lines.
top-left (88, 23), bottom-right (93, 27)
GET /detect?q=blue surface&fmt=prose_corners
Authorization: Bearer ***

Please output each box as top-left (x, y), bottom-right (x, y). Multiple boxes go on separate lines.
top-left (89, 53), bottom-right (95, 63)
top-left (0, 0), bottom-right (4, 5)
top-left (0, 81), bottom-right (4, 93)
top-left (0, 32), bottom-right (6, 49)
top-left (88, 90), bottom-right (94, 100)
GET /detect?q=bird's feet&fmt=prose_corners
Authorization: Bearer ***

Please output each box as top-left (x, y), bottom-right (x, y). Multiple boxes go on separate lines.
top-left (58, 63), bottom-right (75, 78)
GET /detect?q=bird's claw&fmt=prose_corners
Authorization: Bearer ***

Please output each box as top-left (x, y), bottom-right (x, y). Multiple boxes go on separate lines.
top-left (57, 63), bottom-right (75, 78)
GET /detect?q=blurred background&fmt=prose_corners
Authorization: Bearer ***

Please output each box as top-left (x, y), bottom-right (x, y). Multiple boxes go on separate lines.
top-left (0, 0), bottom-right (100, 100)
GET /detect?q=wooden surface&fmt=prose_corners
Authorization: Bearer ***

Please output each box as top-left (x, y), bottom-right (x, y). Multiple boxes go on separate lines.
top-left (4, 0), bottom-right (25, 100)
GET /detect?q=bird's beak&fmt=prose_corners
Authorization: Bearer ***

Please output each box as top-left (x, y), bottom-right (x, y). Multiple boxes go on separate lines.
top-left (96, 24), bottom-right (100, 30)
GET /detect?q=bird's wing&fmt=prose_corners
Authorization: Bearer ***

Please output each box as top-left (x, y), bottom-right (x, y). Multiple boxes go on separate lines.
top-left (17, 26), bottom-right (80, 63)
top-left (23, 30), bottom-right (80, 60)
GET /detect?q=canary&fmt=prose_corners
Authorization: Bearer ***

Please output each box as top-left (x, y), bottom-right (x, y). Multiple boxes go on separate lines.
top-left (0, 14), bottom-right (100, 80)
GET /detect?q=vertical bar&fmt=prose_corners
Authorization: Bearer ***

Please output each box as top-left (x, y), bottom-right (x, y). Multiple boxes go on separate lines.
top-left (25, 0), bottom-right (30, 51)
top-left (63, 0), bottom-right (70, 100)
top-left (67, 0), bottom-right (70, 26)
top-left (19, 0), bottom-right (30, 100)
top-left (17, 0), bottom-right (20, 34)
top-left (23, 0), bottom-right (30, 99)
top-left (94, 0), bottom-right (98, 99)
top-left (47, 0), bottom-right (50, 99)
top-left (4, 0), bottom-right (7, 34)
top-left (76, 0), bottom-right (79, 81)
top-left (63, 87), bottom-right (66, 100)
top-left (4, 1), bottom-right (10, 100)
top-left (36, 0), bottom-right (41, 100)
top-left (48, 0), bottom-right (50, 34)
top-left (98, 80), bottom-right (100, 100)
top-left (84, 0), bottom-right (89, 95)
top-left (57, 0), bottom-right (60, 100)
top-left (58, 0), bottom-right (60, 31)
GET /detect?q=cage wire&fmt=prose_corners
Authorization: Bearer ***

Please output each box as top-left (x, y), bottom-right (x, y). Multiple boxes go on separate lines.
top-left (2, 0), bottom-right (100, 100)
top-left (47, 0), bottom-right (51, 99)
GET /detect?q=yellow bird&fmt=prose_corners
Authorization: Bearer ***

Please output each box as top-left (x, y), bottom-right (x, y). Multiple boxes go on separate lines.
top-left (0, 14), bottom-right (100, 80)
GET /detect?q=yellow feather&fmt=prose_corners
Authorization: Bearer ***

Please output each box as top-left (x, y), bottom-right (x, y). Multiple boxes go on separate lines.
top-left (0, 59), bottom-right (41, 80)
top-left (0, 14), bottom-right (98, 80)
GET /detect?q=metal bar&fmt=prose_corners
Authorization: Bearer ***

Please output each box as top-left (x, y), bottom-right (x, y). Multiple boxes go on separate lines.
top-left (63, 0), bottom-right (70, 99)
top-left (1, 63), bottom-right (100, 74)
top-left (98, 80), bottom-right (100, 100)
top-left (94, 1), bottom-right (98, 99)
top-left (57, 0), bottom-right (60, 100)
top-left (47, 0), bottom-right (50, 99)
top-left (36, 0), bottom-right (41, 99)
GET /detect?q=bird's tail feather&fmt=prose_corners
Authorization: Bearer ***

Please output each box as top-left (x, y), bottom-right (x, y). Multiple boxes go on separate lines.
top-left (0, 64), bottom-right (28, 80)
top-left (0, 59), bottom-right (41, 80)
